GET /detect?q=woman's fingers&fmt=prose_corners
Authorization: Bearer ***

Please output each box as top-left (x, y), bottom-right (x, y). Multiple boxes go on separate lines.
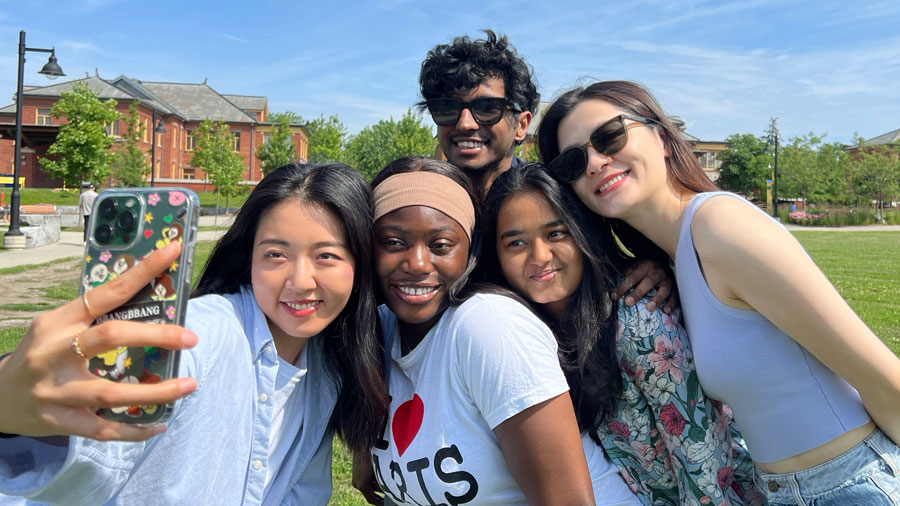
top-left (42, 405), bottom-right (167, 442)
top-left (48, 377), bottom-right (197, 409)
top-left (77, 319), bottom-right (197, 359)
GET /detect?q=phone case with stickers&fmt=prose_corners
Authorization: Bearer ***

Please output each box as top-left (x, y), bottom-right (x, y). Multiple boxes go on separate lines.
top-left (80, 188), bottom-right (199, 424)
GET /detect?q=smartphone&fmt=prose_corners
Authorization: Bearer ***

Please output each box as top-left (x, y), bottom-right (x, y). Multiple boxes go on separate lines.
top-left (80, 187), bottom-right (199, 424)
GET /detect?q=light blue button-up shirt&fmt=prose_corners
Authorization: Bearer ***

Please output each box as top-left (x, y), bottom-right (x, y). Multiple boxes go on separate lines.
top-left (0, 286), bottom-right (338, 505)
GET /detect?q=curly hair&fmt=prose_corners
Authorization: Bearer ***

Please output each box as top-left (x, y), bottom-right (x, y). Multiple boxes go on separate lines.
top-left (418, 29), bottom-right (539, 115)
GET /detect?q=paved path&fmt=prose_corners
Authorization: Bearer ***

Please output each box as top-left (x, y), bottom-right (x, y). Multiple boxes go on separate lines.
top-left (783, 224), bottom-right (900, 232)
top-left (0, 215), bottom-right (233, 270)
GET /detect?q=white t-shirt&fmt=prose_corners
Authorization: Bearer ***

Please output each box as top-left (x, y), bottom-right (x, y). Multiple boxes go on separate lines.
top-left (371, 293), bottom-right (569, 505)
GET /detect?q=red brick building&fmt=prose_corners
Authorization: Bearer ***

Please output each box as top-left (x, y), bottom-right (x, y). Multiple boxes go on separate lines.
top-left (0, 73), bottom-right (308, 192)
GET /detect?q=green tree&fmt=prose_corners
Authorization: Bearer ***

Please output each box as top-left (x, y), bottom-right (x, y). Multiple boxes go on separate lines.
top-left (780, 133), bottom-right (851, 205)
top-left (716, 133), bottom-right (771, 199)
top-left (192, 119), bottom-right (245, 208)
top-left (815, 140), bottom-right (850, 204)
top-left (344, 109), bottom-right (436, 179)
top-left (304, 114), bottom-right (347, 163)
top-left (256, 113), bottom-right (296, 175)
top-left (269, 110), bottom-right (303, 124)
top-left (848, 136), bottom-right (900, 221)
top-left (110, 101), bottom-right (149, 186)
top-left (780, 133), bottom-right (823, 203)
top-left (39, 83), bottom-right (120, 187)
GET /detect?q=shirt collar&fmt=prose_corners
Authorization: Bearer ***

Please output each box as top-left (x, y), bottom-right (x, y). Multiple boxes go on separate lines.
top-left (224, 285), bottom-right (276, 359)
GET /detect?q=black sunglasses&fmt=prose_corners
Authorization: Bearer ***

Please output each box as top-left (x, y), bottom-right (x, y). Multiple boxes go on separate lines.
top-left (424, 97), bottom-right (522, 126)
top-left (547, 114), bottom-right (657, 183)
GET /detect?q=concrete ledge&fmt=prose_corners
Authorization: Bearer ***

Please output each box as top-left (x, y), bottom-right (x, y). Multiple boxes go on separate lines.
top-left (21, 214), bottom-right (62, 227)
top-left (22, 224), bottom-right (60, 248)
top-left (57, 206), bottom-right (82, 227)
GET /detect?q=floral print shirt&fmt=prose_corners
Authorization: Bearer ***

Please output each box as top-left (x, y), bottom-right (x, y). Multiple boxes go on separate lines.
top-left (595, 300), bottom-right (767, 506)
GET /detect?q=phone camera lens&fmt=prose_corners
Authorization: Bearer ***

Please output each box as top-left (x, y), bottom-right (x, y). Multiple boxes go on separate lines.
top-left (98, 199), bottom-right (118, 220)
top-left (117, 211), bottom-right (136, 232)
top-left (95, 223), bottom-right (115, 244)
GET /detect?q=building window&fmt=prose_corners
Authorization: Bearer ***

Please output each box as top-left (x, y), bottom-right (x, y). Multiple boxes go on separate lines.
top-left (263, 133), bottom-right (270, 145)
top-left (232, 131), bottom-right (241, 152)
top-left (105, 120), bottom-right (120, 137)
top-left (156, 131), bottom-right (162, 148)
top-left (698, 152), bottom-right (720, 170)
top-left (185, 130), bottom-right (194, 151)
top-left (183, 167), bottom-right (195, 180)
top-left (143, 119), bottom-right (149, 142)
top-left (37, 108), bottom-right (51, 125)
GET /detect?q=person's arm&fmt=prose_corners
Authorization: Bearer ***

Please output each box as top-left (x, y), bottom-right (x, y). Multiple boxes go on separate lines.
top-left (456, 297), bottom-right (594, 505)
top-left (352, 448), bottom-right (385, 505)
top-left (494, 393), bottom-right (594, 506)
top-left (693, 197), bottom-right (900, 445)
top-left (0, 241), bottom-right (197, 441)
top-left (612, 259), bottom-right (678, 314)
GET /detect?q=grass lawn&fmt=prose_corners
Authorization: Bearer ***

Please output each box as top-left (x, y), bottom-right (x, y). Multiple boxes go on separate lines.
top-left (793, 231), bottom-right (900, 354)
top-left (0, 231), bottom-right (897, 505)
top-left (11, 187), bottom-right (249, 208)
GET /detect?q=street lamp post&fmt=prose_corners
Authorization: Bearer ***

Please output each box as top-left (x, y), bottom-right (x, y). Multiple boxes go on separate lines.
top-left (149, 110), bottom-right (166, 187)
top-left (765, 125), bottom-right (780, 219)
top-left (771, 134), bottom-right (779, 218)
top-left (3, 30), bottom-right (64, 250)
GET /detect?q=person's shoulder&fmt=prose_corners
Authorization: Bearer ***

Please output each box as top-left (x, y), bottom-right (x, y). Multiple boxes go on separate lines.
top-left (454, 292), bottom-right (536, 324)
top-left (691, 193), bottom-right (785, 255)
top-left (186, 294), bottom-right (245, 342)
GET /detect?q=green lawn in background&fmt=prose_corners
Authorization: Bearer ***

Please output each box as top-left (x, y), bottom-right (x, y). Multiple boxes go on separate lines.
top-left (6, 188), bottom-right (81, 206)
top-left (9, 187), bottom-right (249, 209)
top-left (793, 231), bottom-right (900, 354)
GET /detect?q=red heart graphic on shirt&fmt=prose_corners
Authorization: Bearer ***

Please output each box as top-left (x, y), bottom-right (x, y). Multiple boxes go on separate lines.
top-left (143, 230), bottom-right (153, 239)
top-left (391, 394), bottom-right (424, 457)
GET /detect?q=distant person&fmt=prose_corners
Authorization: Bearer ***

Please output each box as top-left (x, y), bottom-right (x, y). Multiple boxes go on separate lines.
top-left (78, 183), bottom-right (98, 241)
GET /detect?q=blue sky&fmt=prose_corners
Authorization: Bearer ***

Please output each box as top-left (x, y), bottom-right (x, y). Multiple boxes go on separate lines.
top-left (2, 0), bottom-right (899, 145)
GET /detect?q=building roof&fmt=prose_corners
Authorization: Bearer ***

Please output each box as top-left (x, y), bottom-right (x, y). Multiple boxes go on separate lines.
top-left (865, 127), bottom-right (900, 146)
top-left (20, 75), bottom-right (134, 101)
top-left (222, 94), bottom-right (267, 111)
top-left (139, 81), bottom-right (257, 123)
top-left (1, 73), bottom-right (262, 125)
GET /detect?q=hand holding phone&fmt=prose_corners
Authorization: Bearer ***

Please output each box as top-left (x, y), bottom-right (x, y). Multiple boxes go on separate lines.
top-left (80, 188), bottom-right (199, 424)
top-left (0, 241), bottom-right (198, 441)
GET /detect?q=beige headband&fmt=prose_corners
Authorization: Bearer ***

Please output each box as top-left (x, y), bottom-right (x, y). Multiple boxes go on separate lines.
top-left (372, 171), bottom-right (475, 242)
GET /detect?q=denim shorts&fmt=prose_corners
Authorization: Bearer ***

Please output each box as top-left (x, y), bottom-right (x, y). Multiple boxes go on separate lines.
top-left (753, 428), bottom-right (900, 505)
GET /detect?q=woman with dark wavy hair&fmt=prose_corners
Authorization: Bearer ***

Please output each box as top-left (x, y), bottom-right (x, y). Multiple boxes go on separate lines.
top-left (0, 163), bottom-right (387, 505)
top-left (537, 80), bottom-right (900, 505)
top-left (483, 163), bottom-right (762, 505)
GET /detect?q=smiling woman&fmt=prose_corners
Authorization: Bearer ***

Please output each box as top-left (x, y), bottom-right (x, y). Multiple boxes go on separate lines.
top-left (537, 80), bottom-right (900, 506)
top-left (352, 156), bottom-right (639, 506)
top-left (0, 163), bottom-right (387, 505)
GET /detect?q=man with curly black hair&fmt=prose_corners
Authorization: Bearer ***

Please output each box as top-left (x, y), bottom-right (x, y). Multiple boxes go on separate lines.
top-left (418, 30), bottom-right (538, 196)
